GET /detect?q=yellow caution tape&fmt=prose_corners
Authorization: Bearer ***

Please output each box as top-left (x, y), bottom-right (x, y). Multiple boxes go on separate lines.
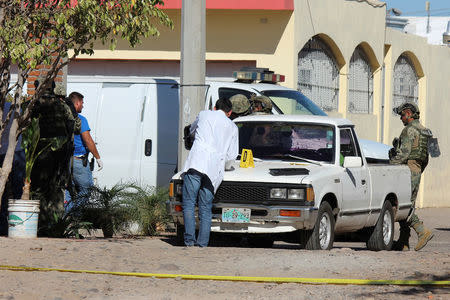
top-left (0, 265), bottom-right (449, 286)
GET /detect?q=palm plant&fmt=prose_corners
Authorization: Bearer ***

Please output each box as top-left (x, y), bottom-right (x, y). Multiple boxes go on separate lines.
top-left (124, 185), bottom-right (170, 236)
top-left (80, 183), bottom-right (136, 238)
top-left (41, 211), bottom-right (93, 239)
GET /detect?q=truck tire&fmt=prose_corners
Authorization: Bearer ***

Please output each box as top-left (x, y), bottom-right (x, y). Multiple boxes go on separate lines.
top-left (304, 202), bottom-right (335, 250)
top-left (366, 201), bottom-right (394, 251)
top-left (175, 224), bottom-right (185, 246)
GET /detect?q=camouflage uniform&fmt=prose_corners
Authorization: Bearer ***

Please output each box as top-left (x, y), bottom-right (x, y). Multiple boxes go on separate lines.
top-left (251, 95), bottom-right (272, 114)
top-left (229, 94), bottom-right (251, 120)
top-left (31, 93), bottom-right (81, 236)
top-left (390, 102), bottom-right (433, 251)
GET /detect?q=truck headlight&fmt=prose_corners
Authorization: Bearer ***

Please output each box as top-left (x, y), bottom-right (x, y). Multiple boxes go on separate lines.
top-left (288, 189), bottom-right (305, 200)
top-left (270, 188), bottom-right (286, 199)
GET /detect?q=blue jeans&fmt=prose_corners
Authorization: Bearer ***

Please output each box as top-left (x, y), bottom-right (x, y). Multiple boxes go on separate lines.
top-left (65, 158), bottom-right (93, 213)
top-left (182, 173), bottom-right (214, 247)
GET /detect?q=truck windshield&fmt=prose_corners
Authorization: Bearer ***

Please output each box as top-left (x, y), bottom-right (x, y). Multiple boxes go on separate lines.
top-left (261, 90), bottom-right (327, 116)
top-left (236, 122), bottom-right (335, 163)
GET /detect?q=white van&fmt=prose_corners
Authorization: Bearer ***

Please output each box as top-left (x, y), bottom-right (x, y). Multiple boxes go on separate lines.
top-left (67, 78), bottom-right (179, 188)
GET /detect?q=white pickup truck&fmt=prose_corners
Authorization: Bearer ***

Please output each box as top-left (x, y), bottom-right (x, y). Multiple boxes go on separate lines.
top-left (168, 115), bottom-right (412, 250)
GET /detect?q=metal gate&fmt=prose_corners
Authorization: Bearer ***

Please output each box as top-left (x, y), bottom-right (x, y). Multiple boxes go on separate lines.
top-left (348, 47), bottom-right (373, 114)
top-left (298, 37), bottom-right (340, 112)
top-left (393, 55), bottom-right (418, 114)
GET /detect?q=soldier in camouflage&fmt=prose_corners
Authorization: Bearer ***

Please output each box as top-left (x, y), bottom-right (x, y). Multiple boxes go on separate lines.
top-left (31, 82), bottom-right (81, 236)
top-left (251, 95), bottom-right (272, 115)
top-left (389, 102), bottom-right (434, 251)
top-left (229, 94), bottom-right (251, 120)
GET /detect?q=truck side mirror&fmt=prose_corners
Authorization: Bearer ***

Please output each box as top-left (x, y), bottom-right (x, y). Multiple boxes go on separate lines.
top-left (343, 156), bottom-right (362, 168)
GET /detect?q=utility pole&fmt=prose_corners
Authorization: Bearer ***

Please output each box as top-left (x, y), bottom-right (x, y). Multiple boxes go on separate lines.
top-left (178, 0), bottom-right (206, 169)
top-left (426, 1), bottom-right (431, 34)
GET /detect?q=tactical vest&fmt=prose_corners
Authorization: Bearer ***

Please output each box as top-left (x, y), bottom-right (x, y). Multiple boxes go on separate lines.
top-left (37, 96), bottom-right (72, 139)
top-left (408, 120), bottom-right (431, 163)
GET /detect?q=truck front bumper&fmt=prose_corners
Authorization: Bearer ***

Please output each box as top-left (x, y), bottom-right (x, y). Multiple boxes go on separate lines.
top-left (167, 201), bottom-right (318, 234)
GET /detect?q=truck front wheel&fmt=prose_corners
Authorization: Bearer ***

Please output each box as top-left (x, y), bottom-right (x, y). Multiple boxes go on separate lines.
top-left (366, 201), bottom-right (394, 251)
top-left (302, 202), bottom-right (335, 250)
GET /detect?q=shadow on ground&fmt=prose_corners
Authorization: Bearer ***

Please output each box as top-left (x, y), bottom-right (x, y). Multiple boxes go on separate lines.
top-left (160, 232), bottom-right (370, 251)
top-left (355, 272), bottom-right (450, 298)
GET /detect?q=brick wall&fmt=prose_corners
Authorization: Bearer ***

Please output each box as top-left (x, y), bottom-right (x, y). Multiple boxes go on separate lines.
top-left (26, 55), bottom-right (66, 96)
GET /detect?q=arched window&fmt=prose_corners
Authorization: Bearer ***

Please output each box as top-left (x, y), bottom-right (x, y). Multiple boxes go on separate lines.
top-left (298, 37), bottom-right (340, 112)
top-left (348, 46), bottom-right (373, 114)
top-left (393, 55), bottom-right (418, 114)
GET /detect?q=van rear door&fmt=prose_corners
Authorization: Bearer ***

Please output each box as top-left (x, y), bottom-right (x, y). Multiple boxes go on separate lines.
top-left (95, 83), bottom-right (151, 187)
top-left (140, 79), bottom-right (179, 187)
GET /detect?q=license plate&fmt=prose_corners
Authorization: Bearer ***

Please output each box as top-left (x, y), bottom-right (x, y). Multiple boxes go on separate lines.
top-left (222, 208), bottom-right (250, 223)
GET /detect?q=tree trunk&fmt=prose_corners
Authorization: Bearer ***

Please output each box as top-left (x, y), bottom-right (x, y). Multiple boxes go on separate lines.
top-left (0, 74), bottom-right (24, 208)
top-left (21, 179), bottom-right (30, 201)
top-left (0, 121), bottom-right (19, 208)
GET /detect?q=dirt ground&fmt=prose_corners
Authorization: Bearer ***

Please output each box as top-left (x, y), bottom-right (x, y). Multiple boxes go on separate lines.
top-left (0, 208), bottom-right (449, 300)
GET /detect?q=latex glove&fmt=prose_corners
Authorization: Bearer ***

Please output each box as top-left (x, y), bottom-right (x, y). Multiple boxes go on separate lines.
top-left (97, 159), bottom-right (104, 171)
top-left (225, 160), bottom-right (234, 171)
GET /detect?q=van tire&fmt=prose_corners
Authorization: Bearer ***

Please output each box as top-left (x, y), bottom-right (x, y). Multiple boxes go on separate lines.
top-left (304, 202), bottom-right (335, 250)
top-left (366, 201), bottom-right (394, 251)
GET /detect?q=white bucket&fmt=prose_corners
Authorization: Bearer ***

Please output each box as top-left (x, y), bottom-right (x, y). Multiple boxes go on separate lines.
top-left (8, 199), bottom-right (40, 238)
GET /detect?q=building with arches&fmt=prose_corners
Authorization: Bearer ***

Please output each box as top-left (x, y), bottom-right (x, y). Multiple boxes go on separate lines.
top-left (68, 0), bottom-right (450, 207)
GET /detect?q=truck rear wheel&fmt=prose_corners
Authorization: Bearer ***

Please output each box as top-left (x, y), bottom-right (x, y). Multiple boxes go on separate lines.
top-left (366, 201), bottom-right (394, 251)
top-left (303, 202), bottom-right (335, 250)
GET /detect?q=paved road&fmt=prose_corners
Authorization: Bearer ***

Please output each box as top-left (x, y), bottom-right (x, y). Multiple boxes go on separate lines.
top-left (0, 208), bottom-right (449, 299)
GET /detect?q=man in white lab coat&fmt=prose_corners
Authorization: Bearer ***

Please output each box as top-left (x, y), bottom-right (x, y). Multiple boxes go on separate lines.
top-left (182, 98), bottom-right (239, 247)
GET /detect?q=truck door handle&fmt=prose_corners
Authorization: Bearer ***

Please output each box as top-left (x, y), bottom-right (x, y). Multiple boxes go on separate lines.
top-left (145, 139), bottom-right (152, 156)
top-left (361, 179), bottom-right (366, 185)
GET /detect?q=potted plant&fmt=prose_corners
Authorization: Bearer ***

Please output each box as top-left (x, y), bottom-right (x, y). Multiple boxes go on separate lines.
top-left (8, 117), bottom-right (61, 237)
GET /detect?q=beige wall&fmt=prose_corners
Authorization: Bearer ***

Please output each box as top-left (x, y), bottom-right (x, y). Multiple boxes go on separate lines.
top-left (74, 0), bottom-right (450, 207)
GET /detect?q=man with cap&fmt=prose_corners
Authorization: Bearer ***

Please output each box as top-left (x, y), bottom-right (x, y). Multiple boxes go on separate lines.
top-left (229, 94), bottom-right (251, 120)
top-left (390, 102), bottom-right (434, 251)
top-left (251, 95), bottom-right (272, 114)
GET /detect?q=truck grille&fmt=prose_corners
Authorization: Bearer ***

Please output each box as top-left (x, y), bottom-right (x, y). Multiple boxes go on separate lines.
top-left (213, 181), bottom-right (306, 206)
top-left (214, 184), bottom-right (268, 203)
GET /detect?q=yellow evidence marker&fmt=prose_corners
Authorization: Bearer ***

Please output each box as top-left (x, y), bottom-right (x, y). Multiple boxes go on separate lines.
top-left (240, 149), bottom-right (255, 168)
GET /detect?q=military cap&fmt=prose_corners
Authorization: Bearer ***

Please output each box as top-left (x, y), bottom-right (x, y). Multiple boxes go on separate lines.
top-left (54, 83), bottom-right (66, 97)
top-left (393, 102), bottom-right (420, 119)
top-left (230, 94), bottom-right (251, 114)
top-left (252, 95), bottom-right (272, 113)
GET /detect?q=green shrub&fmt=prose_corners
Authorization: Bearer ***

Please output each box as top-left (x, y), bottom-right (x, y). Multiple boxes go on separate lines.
top-left (79, 183), bottom-right (136, 238)
top-left (66, 183), bottom-right (170, 238)
top-left (39, 211), bottom-right (93, 238)
top-left (124, 186), bottom-right (170, 236)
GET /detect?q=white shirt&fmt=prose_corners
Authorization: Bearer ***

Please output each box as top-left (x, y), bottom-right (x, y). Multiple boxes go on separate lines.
top-left (182, 110), bottom-right (239, 193)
